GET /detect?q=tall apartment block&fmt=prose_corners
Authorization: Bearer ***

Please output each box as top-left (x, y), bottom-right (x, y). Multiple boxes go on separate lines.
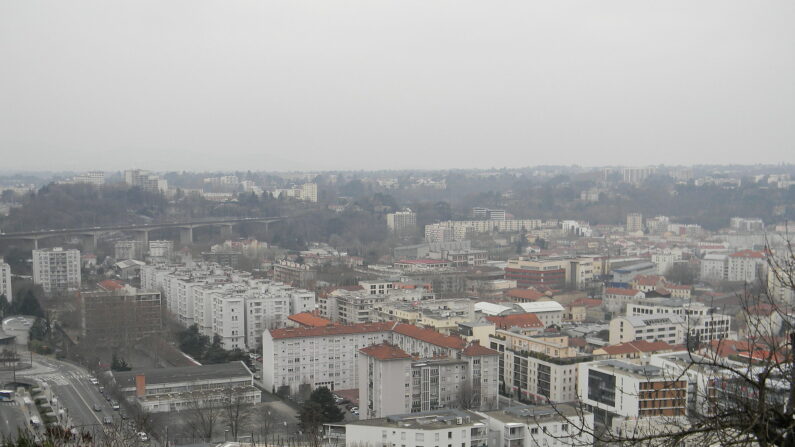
top-left (32, 247), bottom-right (81, 295)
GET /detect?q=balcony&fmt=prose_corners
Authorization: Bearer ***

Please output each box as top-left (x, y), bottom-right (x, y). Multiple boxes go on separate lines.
top-left (504, 426), bottom-right (524, 440)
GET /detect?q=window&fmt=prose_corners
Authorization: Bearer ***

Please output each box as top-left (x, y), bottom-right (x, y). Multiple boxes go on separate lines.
top-left (416, 434), bottom-right (424, 442)
top-left (448, 432), bottom-right (452, 439)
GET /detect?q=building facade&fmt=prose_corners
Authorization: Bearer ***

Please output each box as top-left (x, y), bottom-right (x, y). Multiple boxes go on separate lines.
top-left (32, 247), bottom-right (81, 295)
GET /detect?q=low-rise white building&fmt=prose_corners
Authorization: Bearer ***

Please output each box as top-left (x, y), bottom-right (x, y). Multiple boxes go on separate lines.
top-left (609, 315), bottom-right (687, 345)
top-left (113, 362), bottom-right (260, 413)
top-left (625, 299), bottom-right (732, 344)
top-left (326, 409), bottom-right (488, 447)
top-left (481, 404), bottom-right (594, 447)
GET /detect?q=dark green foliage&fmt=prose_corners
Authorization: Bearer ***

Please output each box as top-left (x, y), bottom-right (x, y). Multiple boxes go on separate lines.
top-left (177, 324), bottom-right (210, 359)
top-left (175, 325), bottom-right (252, 366)
top-left (111, 353), bottom-right (131, 371)
top-left (297, 386), bottom-right (344, 432)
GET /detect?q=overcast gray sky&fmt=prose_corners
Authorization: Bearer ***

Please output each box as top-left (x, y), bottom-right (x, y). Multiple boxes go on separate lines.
top-left (1, 0), bottom-right (793, 172)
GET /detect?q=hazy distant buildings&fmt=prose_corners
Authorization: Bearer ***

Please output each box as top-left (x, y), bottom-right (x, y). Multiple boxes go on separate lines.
top-left (148, 241), bottom-right (174, 262)
top-left (32, 247), bottom-right (81, 295)
top-left (73, 171), bottom-right (105, 186)
top-left (271, 182), bottom-right (318, 202)
top-left (621, 167), bottom-right (655, 184)
top-left (386, 209), bottom-right (417, 236)
top-left (472, 207), bottom-right (506, 221)
top-left (124, 169), bottom-right (168, 194)
top-left (730, 217), bottom-right (765, 232)
top-left (625, 213), bottom-right (643, 233)
top-left (0, 258), bottom-right (11, 303)
top-left (115, 240), bottom-right (146, 261)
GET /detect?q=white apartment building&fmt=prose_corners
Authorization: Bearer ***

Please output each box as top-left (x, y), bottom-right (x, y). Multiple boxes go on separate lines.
top-left (700, 254), bottom-right (728, 281)
top-left (424, 220), bottom-right (541, 242)
top-left (73, 171), bottom-right (105, 186)
top-left (359, 342), bottom-right (499, 419)
top-left (603, 288), bottom-right (645, 314)
top-left (326, 409), bottom-right (488, 447)
top-left (124, 169), bottom-right (168, 194)
top-left (321, 287), bottom-right (432, 325)
top-left (300, 182), bottom-right (318, 202)
top-left (625, 300), bottom-right (732, 344)
top-left (481, 404), bottom-right (594, 447)
top-left (0, 258), bottom-right (11, 303)
top-left (730, 217), bottom-right (765, 232)
top-left (262, 322), bottom-right (474, 396)
top-left (651, 250), bottom-right (683, 275)
top-left (141, 262), bottom-right (315, 350)
top-left (626, 213), bottom-right (643, 233)
top-left (115, 240), bottom-right (147, 261)
top-left (727, 250), bottom-right (766, 283)
top-left (148, 240), bottom-right (174, 262)
top-left (32, 247), bottom-right (81, 295)
top-left (387, 209), bottom-right (417, 236)
top-left (608, 315), bottom-right (687, 345)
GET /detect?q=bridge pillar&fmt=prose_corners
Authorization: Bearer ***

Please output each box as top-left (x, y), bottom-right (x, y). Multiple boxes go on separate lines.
top-left (219, 223), bottom-right (234, 239)
top-left (79, 233), bottom-right (98, 252)
top-left (179, 227), bottom-right (194, 244)
top-left (133, 229), bottom-right (150, 246)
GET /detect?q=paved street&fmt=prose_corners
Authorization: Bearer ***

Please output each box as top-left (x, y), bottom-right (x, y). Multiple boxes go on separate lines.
top-left (0, 402), bottom-right (27, 438)
top-left (0, 354), bottom-right (115, 433)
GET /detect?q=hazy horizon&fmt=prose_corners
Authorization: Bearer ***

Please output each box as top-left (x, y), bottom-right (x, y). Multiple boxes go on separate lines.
top-left (2, 0), bottom-right (793, 171)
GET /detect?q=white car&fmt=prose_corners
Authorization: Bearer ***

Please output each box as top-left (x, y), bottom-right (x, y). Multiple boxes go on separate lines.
top-left (138, 432), bottom-right (149, 442)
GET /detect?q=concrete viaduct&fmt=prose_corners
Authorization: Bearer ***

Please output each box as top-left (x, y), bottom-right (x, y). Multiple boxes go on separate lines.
top-left (0, 217), bottom-right (284, 250)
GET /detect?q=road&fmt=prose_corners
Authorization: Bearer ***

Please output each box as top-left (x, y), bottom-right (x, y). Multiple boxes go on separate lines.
top-left (0, 355), bottom-right (117, 431)
top-left (0, 402), bottom-right (27, 438)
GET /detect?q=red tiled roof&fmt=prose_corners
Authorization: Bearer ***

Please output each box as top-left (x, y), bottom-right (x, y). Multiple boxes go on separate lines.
top-left (504, 288), bottom-right (546, 301)
top-left (359, 343), bottom-right (412, 360)
top-left (98, 279), bottom-right (124, 291)
top-left (392, 323), bottom-right (467, 349)
top-left (485, 313), bottom-right (544, 330)
top-left (665, 284), bottom-right (691, 290)
top-left (601, 340), bottom-right (680, 355)
top-left (462, 341), bottom-right (499, 357)
top-left (571, 298), bottom-right (602, 308)
top-left (633, 275), bottom-right (664, 286)
top-left (605, 287), bottom-right (643, 296)
top-left (396, 259), bottom-right (450, 265)
top-left (746, 304), bottom-right (776, 316)
top-left (288, 312), bottom-right (332, 328)
top-left (568, 337), bottom-right (588, 348)
top-left (268, 322), bottom-right (395, 339)
top-left (729, 249), bottom-right (765, 258)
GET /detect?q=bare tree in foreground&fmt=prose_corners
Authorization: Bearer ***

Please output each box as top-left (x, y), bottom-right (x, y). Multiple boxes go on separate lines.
top-left (535, 238), bottom-right (795, 447)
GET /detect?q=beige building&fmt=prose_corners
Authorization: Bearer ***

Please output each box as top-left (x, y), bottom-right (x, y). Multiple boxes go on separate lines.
top-left (609, 315), bottom-right (687, 345)
top-left (358, 342), bottom-right (499, 419)
top-left (626, 212), bottom-right (643, 233)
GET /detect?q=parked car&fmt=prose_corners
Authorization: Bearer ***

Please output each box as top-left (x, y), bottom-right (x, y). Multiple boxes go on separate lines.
top-left (111, 401), bottom-right (120, 410)
top-left (103, 416), bottom-right (113, 425)
top-left (93, 404), bottom-right (102, 412)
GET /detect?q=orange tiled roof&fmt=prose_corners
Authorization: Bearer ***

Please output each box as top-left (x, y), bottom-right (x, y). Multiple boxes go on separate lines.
top-left (98, 280), bottom-right (125, 291)
top-left (392, 323), bottom-right (467, 349)
top-left (485, 313), bottom-right (544, 329)
top-left (359, 343), bottom-right (412, 360)
top-left (268, 322), bottom-right (395, 339)
top-left (462, 341), bottom-right (499, 357)
top-left (288, 312), bottom-right (332, 328)
top-left (504, 288), bottom-right (546, 301)
top-left (571, 298), bottom-right (602, 308)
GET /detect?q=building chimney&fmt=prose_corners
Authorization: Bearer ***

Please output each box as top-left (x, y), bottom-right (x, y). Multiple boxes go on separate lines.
top-left (135, 375), bottom-right (146, 397)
